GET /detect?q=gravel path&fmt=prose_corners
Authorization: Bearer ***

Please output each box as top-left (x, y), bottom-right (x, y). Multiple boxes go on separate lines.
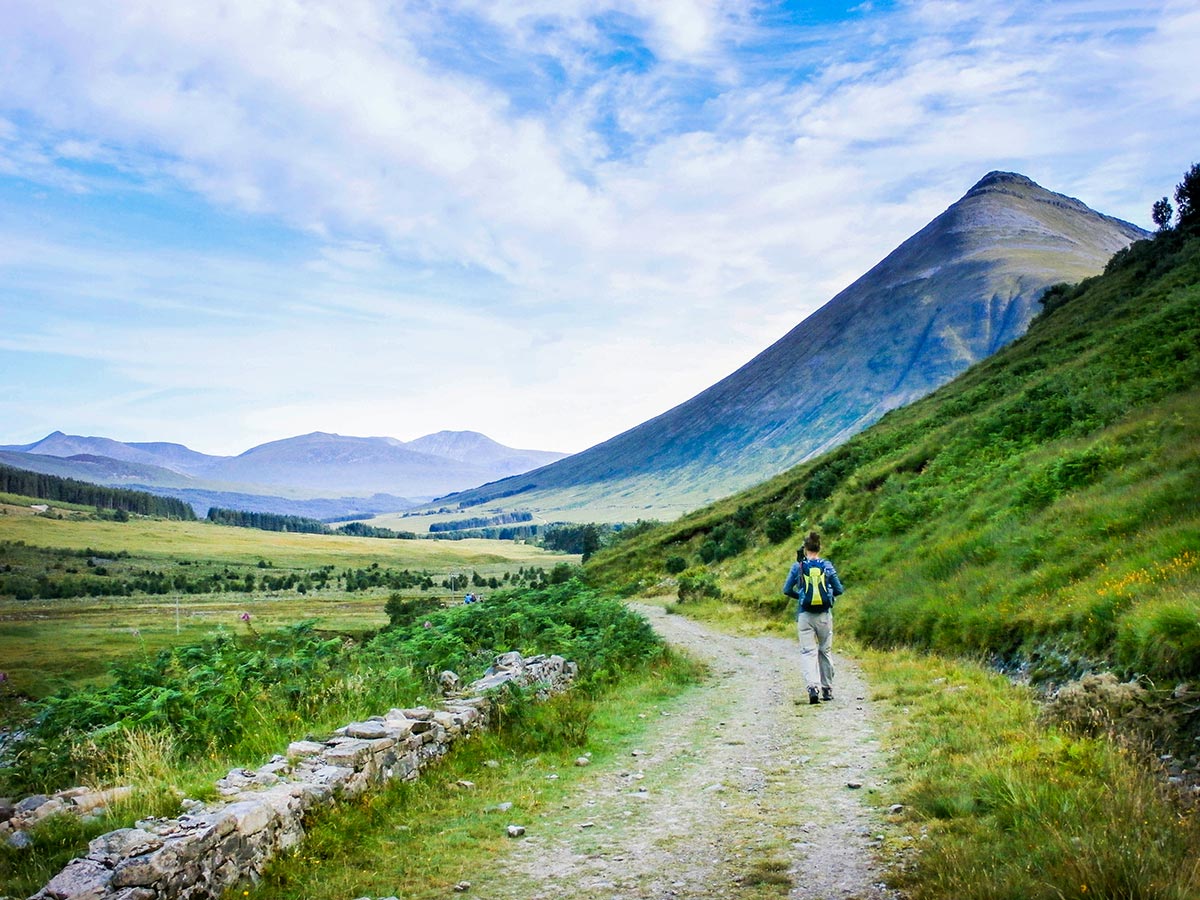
top-left (468, 602), bottom-right (904, 900)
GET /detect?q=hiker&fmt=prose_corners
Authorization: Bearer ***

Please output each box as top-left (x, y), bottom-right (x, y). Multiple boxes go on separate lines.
top-left (782, 530), bottom-right (844, 704)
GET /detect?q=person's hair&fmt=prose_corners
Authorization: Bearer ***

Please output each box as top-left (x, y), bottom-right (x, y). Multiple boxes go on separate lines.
top-left (803, 531), bottom-right (821, 553)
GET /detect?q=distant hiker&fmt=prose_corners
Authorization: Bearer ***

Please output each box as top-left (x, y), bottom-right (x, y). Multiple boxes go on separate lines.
top-left (464, 592), bottom-right (475, 604)
top-left (782, 531), bottom-right (844, 704)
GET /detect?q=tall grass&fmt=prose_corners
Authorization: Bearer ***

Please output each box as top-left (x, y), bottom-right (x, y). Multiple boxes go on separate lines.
top-left (866, 649), bottom-right (1200, 900)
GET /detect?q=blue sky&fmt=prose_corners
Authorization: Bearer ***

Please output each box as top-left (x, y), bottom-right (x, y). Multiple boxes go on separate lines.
top-left (1, 0), bottom-right (1196, 456)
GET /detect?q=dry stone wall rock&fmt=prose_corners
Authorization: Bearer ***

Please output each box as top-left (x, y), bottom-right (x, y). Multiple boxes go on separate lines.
top-left (24, 652), bottom-right (575, 900)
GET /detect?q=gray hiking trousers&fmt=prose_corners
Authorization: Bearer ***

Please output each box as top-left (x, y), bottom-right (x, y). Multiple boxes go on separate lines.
top-left (797, 609), bottom-right (834, 689)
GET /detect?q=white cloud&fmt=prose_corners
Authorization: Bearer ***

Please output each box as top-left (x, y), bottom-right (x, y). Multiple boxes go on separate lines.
top-left (0, 0), bottom-right (1192, 454)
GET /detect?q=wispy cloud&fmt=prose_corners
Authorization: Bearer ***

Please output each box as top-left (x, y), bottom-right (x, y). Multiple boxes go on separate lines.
top-left (0, 0), bottom-right (1191, 454)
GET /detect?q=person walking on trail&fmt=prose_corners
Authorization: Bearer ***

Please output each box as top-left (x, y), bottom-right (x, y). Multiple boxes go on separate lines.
top-left (782, 531), bottom-right (844, 705)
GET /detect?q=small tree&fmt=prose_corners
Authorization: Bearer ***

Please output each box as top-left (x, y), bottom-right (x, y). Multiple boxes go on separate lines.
top-left (580, 524), bottom-right (603, 562)
top-left (1174, 162), bottom-right (1200, 231)
top-left (1151, 196), bottom-right (1174, 231)
top-left (677, 568), bottom-right (721, 603)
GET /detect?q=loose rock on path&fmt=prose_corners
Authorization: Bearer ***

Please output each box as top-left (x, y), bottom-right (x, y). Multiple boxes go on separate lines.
top-left (468, 602), bottom-right (905, 900)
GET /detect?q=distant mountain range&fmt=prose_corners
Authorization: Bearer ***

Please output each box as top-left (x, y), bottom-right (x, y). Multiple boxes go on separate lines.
top-left (443, 172), bottom-right (1147, 519)
top-left (0, 431), bottom-right (567, 517)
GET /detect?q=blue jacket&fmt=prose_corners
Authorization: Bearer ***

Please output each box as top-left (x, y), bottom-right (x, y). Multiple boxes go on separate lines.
top-left (782, 556), bottom-right (844, 611)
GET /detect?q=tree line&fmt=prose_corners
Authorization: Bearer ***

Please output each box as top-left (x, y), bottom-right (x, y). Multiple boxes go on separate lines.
top-left (206, 508), bottom-right (416, 539)
top-left (0, 463), bottom-right (196, 520)
top-left (207, 507), bottom-right (328, 533)
top-left (428, 511), bottom-right (534, 533)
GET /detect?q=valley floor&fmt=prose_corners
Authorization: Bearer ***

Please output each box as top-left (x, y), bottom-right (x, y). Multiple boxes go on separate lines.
top-left (466, 602), bottom-right (903, 900)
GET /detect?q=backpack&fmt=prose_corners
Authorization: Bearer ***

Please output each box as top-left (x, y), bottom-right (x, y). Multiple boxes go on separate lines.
top-left (800, 558), bottom-right (834, 611)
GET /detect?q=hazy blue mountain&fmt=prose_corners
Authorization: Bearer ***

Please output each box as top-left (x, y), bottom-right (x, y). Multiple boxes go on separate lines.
top-left (204, 431), bottom-right (503, 497)
top-left (0, 450), bottom-right (195, 487)
top-left (404, 430), bottom-right (566, 474)
top-left (443, 172), bottom-right (1148, 520)
top-left (2, 432), bottom-right (224, 474)
top-left (128, 487), bottom-right (416, 521)
top-left (0, 430), bottom-right (567, 513)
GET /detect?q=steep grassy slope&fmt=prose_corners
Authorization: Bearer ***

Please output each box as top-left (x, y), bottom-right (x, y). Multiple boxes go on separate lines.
top-left (447, 173), bottom-right (1145, 520)
top-left (587, 227), bottom-right (1200, 683)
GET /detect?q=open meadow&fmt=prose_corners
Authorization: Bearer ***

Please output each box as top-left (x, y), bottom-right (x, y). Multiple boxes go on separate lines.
top-left (0, 500), bottom-right (578, 699)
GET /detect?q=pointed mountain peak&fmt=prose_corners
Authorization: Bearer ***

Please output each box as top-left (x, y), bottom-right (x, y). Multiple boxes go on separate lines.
top-left (968, 170), bottom-right (1040, 192)
top-left (956, 171), bottom-right (1123, 225)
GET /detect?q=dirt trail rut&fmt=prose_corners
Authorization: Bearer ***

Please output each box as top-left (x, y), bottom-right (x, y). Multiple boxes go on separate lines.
top-left (469, 603), bottom-right (903, 900)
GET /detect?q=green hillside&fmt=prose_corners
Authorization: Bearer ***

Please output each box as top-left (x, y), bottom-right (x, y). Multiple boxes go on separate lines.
top-left (588, 222), bottom-right (1200, 685)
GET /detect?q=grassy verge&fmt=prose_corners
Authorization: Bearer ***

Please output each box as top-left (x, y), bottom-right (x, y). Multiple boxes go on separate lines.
top-left (863, 648), bottom-right (1200, 900)
top-left (241, 651), bottom-right (702, 900)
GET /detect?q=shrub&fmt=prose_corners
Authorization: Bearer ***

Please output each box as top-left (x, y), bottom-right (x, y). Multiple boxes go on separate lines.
top-left (6, 623), bottom-right (377, 793)
top-left (764, 511), bottom-right (793, 544)
top-left (1116, 602), bottom-right (1200, 679)
top-left (732, 505), bottom-right (754, 528)
top-left (1016, 444), bottom-right (1112, 509)
top-left (371, 579), bottom-right (662, 692)
top-left (804, 467), bottom-right (838, 501)
top-left (664, 555), bottom-right (687, 575)
top-left (3, 581), bottom-right (662, 795)
top-left (677, 568), bottom-right (721, 603)
top-left (698, 522), bottom-right (748, 563)
top-left (1041, 674), bottom-right (1150, 738)
top-left (384, 594), bottom-right (443, 628)
top-left (549, 562), bottom-right (579, 584)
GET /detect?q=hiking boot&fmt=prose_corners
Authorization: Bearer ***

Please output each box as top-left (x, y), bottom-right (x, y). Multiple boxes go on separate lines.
top-left (808, 686), bottom-right (820, 705)
top-left (821, 686), bottom-right (834, 702)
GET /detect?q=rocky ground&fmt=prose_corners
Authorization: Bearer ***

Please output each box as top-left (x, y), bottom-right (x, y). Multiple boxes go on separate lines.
top-left (465, 603), bottom-right (906, 900)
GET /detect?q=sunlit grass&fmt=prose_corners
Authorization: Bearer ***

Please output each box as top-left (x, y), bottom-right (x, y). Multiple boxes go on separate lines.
top-left (864, 649), bottom-right (1200, 900)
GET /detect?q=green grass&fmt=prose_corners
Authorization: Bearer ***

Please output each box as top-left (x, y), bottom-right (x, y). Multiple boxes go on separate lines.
top-left (0, 501), bottom-right (560, 568)
top-left (0, 491), bottom-right (97, 512)
top-left (864, 648), bottom-right (1200, 900)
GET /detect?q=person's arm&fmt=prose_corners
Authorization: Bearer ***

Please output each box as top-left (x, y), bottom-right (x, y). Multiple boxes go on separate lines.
top-left (825, 561), bottom-right (845, 596)
top-left (782, 562), bottom-right (801, 599)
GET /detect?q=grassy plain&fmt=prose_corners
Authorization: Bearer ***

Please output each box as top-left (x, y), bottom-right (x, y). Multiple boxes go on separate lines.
top-left (0, 501), bottom-right (576, 699)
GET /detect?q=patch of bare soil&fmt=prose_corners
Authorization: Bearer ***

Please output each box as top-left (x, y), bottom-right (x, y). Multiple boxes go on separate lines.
top-left (468, 603), bottom-right (905, 900)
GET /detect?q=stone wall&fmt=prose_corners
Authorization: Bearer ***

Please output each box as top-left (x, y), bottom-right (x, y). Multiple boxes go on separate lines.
top-left (2, 788), bottom-right (135, 851)
top-left (26, 651), bottom-right (575, 900)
